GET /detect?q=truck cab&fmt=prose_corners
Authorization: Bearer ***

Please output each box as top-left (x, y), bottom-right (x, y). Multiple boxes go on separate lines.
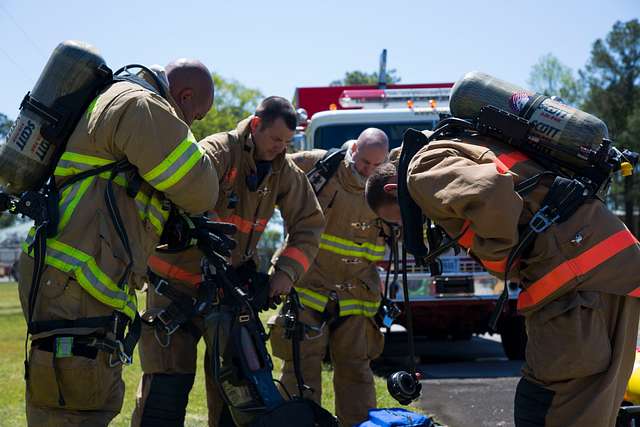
top-left (292, 83), bottom-right (527, 360)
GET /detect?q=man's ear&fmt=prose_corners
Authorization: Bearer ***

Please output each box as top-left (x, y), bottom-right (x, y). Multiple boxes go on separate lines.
top-left (383, 183), bottom-right (398, 193)
top-left (180, 88), bottom-right (194, 103)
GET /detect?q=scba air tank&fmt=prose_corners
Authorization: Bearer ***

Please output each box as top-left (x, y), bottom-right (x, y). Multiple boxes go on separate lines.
top-left (449, 71), bottom-right (609, 171)
top-left (0, 40), bottom-right (108, 194)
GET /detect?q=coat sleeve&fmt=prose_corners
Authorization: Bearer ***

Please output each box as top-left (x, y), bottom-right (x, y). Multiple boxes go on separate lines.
top-left (272, 159), bottom-right (326, 283)
top-left (110, 93), bottom-right (218, 214)
top-left (287, 149), bottom-right (327, 173)
top-left (199, 132), bottom-right (234, 182)
top-left (406, 147), bottom-right (523, 274)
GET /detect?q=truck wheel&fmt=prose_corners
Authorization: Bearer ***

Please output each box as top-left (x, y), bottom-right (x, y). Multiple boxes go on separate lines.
top-left (500, 315), bottom-right (527, 360)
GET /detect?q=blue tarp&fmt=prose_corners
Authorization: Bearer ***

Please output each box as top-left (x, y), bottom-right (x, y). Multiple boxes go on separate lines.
top-left (355, 408), bottom-right (433, 427)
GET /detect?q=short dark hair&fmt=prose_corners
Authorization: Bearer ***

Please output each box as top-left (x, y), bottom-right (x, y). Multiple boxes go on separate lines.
top-left (255, 96), bottom-right (297, 131)
top-left (365, 163), bottom-right (398, 212)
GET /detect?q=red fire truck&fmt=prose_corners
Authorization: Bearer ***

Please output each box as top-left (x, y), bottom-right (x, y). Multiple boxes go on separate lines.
top-left (292, 60), bottom-right (526, 360)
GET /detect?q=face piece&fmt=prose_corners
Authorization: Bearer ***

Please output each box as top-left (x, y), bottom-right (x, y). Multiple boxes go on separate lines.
top-left (352, 144), bottom-right (388, 178)
top-left (252, 117), bottom-right (294, 161)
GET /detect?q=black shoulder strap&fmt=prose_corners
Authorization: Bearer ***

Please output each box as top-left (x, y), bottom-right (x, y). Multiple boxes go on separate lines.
top-left (306, 147), bottom-right (347, 195)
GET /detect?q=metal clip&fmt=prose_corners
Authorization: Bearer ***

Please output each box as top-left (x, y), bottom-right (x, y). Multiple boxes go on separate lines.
top-left (238, 314), bottom-right (250, 323)
top-left (156, 310), bottom-right (180, 336)
top-left (351, 222), bottom-right (371, 231)
top-left (335, 283), bottom-right (355, 291)
top-left (153, 278), bottom-right (169, 296)
top-left (529, 206), bottom-right (560, 233)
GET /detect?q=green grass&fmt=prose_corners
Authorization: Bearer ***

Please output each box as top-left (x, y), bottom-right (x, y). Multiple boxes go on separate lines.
top-left (0, 282), bottom-right (423, 426)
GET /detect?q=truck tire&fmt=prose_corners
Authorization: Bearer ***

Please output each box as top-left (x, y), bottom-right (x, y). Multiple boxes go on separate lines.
top-left (500, 315), bottom-right (527, 360)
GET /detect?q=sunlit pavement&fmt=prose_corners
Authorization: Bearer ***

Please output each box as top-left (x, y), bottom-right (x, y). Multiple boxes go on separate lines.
top-left (380, 334), bottom-right (522, 427)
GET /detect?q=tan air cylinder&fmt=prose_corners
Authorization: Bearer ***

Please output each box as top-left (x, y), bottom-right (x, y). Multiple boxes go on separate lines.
top-left (449, 71), bottom-right (608, 170)
top-left (0, 40), bottom-right (106, 194)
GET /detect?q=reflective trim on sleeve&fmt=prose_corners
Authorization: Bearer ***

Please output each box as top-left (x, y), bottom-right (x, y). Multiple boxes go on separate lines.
top-left (294, 287), bottom-right (328, 312)
top-left (142, 134), bottom-right (203, 191)
top-left (280, 247), bottom-right (311, 272)
top-left (519, 230), bottom-right (639, 310)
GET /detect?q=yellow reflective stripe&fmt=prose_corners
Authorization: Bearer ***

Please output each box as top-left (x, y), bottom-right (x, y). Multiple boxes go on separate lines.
top-left (54, 152), bottom-right (112, 177)
top-left (319, 233), bottom-right (385, 261)
top-left (86, 97), bottom-right (99, 119)
top-left (142, 134), bottom-right (203, 191)
top-left (23, 230), bottom-right (137, 320)
top-left (321, 233), bottom-right (385, 253)
top-left (295, 287), bottom-right (328, 312)
top-left (319, 243), bottom-right (385, 262)
top-left (134, 192), bottom-right (169, 235)
top-left (338, 298), bottom-right (379, 317)
top-left (58, 176), bottom-right (95, 231)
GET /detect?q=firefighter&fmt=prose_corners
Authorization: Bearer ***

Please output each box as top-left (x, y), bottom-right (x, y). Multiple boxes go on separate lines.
top-left (132, 96), bottom-right (325, 427)
top-left (17, 59), bottom-right (220, 427)
top-left (269, 128), bottom-right (390, 427)
top-left (364, 134), bottom-right (640, 427)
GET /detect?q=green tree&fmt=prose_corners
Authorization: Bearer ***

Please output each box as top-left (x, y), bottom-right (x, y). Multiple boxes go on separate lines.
top-left (580, 19), bottom-right (640, 232)
top-left (0, 113), bottom-right (13, 140)
top-left (330, 69), bottom-right (401, 86)
top-left (527, 53), bottom-right (584, 105)
top-left (191, 74), bottom-right (263, 140)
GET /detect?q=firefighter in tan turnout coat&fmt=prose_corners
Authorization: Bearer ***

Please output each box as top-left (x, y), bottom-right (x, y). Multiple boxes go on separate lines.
top-left (365, 131), bottom-right (640, 427)
top-left (18, 60), bottom-right (219, 427)
top-left (270, 128), bottom-right (390, 427)
top-left (132, 97), bottom-right (325, 427)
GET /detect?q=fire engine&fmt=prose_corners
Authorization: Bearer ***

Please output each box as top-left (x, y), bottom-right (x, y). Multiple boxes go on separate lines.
top-left (292, 51), bottom-right (527, 360)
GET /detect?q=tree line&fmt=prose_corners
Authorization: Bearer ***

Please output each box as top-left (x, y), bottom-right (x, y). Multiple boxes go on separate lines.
top-left (0, 19), bottom-right (638, 232)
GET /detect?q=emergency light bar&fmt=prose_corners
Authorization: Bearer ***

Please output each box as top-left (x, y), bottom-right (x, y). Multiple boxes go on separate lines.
top-left (339, 87), bottom-right (451, 109)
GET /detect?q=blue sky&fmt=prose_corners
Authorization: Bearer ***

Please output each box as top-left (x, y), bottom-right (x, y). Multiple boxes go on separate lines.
top-left (0, 0), bottom-right (637, 119)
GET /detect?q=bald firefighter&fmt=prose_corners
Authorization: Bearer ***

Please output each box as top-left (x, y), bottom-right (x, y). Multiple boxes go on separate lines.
top-left (132, 96), bottom-right (325, 427)
top-left (269, 128), bottom-right (390, 427)
top-left (365, 132), bottom-right (640, 427)
top-left (18, 60), bottom-right (219, 426)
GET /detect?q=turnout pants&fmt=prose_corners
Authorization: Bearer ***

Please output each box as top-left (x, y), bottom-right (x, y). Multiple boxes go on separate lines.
top-left (132, 289), bottom-right (256, 427)
top-left (269, 299), bottom-right (384, 427)
top-left (18, 255), bottom-right (125, 427)
top-left (515, 291), bottom-right (640, 427)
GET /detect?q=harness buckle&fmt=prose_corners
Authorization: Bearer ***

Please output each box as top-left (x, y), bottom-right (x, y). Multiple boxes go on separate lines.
top-left (335, 283), bottom-right (354, 291)
top-left (238, 314), bottom-right (250, 323)
top-left (116, 340), bottom-right (133, 365)
top-left (529, 206), bottom-right (560, 233)
top-left (156, 310), bottom-right (181, 335)
top-left (153, 278), bottom-right (169, 296)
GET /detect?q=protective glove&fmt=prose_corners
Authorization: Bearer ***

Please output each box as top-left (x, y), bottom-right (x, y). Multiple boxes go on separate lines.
top-left (195, 219), bottom-right (237, 257)
top-left (161, 211), bottom-right (237, 257)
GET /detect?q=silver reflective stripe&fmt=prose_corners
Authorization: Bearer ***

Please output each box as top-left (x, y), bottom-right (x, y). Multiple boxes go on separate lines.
top-left (46, 246), bottom-right (130, 305)
top-left (145, 143), bottom-right (200, 189)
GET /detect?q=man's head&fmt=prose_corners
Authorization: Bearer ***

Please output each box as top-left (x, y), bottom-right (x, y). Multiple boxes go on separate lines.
top-left (365, 163), bottom-right (402, 223)
top-left (165, 59), bottom-right (214, 126)
top-left (250, 96), bottom-right (297, 161)
top-left (351, 128), bottom-right (389, 178)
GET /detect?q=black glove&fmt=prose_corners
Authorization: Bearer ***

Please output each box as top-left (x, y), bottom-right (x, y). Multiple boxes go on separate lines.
top-left (160, 211), bottom-right (237, 257)
top-left (195, 219), bottom-right (237, 258)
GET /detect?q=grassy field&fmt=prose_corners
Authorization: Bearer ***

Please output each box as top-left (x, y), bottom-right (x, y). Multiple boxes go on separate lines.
top-left (0, 282), bottom-right (423, 426)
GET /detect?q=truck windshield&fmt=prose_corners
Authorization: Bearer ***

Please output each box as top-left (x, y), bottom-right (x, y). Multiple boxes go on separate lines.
top-left (313, 120), bottom-right (438, 150)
